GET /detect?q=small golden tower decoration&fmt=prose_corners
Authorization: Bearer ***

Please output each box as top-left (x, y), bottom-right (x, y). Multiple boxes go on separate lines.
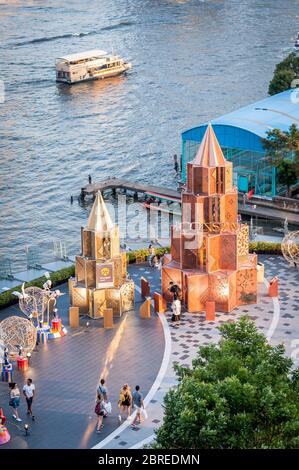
top-left (69, 192), bottom-right (134, 318)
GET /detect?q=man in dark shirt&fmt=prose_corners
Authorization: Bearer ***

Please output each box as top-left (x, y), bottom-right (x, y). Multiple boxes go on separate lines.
top-left (132, 385), bottom-right (144, 428)
top-left (168, 281), bottom-right (181, 300)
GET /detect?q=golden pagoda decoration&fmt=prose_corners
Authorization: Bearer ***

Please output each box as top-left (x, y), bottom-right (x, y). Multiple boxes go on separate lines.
top-left (69, 192), bottom-right (134, 318)
top-left (162, 124), bottom-right (258, 313)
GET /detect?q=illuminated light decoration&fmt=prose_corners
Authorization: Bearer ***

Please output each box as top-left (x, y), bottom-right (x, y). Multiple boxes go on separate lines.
top-left (69, 191), bottom-right (134, 319)
top-left (13, 285), bottom-right (47, 323)
top-left (281, 231), bottom-right (299, 266)
top-left (0, 316), bottom-right (37, 356)
top-left (0, 408), bottom-right (10, 445)
top-left (162, 124), bottom-right (258, 313)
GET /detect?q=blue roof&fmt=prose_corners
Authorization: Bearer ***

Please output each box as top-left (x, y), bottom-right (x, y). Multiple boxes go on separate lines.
top-left (183, 89), bottom-right (299, 139)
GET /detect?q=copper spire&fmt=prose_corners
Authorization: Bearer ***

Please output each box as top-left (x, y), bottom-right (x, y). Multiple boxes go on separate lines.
top-left (87, 191), bottom-right (114, 232)
top-left (192, 123), bottom-right (226, 167)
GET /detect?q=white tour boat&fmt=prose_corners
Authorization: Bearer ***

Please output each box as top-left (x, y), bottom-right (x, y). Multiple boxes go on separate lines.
top-left (55, 49), bottom-right (132, 84)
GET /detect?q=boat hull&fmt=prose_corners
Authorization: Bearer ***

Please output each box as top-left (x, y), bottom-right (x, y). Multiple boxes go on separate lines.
top-left (56, 64), bottom-right (131, 85)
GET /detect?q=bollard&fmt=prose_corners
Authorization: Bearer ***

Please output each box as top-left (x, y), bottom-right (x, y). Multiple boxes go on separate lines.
top-left (141, 277), bottom-right (150, 298)
top-left (205, 300), bottom-right (216, 321)
top-left (103, 308), bottom-right (114, 328)
top-left (153, 292), bottom-right (167, 313)
top-left (140, 298), bottom-right (151, 318)
top-left (69, 306), bottom-right (79, 328)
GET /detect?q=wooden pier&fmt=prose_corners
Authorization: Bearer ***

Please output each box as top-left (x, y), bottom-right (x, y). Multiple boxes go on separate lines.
top-left (81, 178), bottom-right (180, 201)
top-left (80, 178), bottom-right (299, 226)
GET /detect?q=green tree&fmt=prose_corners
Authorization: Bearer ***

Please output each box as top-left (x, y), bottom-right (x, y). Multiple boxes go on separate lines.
top-left (277, 160), bottom-right (297, 197)
top-left (268, 52), bottom-right (299, 95)
top-left (153, 317), bottom-right (299, 449)
top-left (261, 124), bottom-right (299, 195)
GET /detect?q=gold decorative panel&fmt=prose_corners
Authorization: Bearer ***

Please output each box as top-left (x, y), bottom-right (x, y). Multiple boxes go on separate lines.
top-left (237, 224), bottom-right (249, 261)
top-left (120, 280), bottom-right (135, 313)
top-left (92, 289), bottom-right (106, 318)
top-left (72, 286), bottom-right (89, 313)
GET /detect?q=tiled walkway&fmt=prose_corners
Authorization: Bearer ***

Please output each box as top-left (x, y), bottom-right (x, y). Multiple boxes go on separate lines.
top-left (1, 257), bottom-right (298, 449)
top-left (0, 278), bottom-right (165, 449)
top-left (94, 256), bottom-right (299, 449)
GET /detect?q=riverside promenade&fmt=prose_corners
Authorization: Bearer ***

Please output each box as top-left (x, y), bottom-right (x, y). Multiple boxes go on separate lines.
top-left (0, 256), bottom-right (298, 449)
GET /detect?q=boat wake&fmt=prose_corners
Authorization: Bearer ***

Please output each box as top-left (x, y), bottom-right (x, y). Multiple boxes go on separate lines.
top-left (14, 31), bottom-right (95, 46)
top-left (12, 21), bottom-right (135, 47)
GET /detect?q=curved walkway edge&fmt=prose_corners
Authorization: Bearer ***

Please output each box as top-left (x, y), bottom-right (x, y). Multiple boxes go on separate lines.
top-left (92, 312), bottom-right (172, 449)
top-left (264, 278), bottom-right (280, 341)
top-left (92, 272), bottom-right (281, 450)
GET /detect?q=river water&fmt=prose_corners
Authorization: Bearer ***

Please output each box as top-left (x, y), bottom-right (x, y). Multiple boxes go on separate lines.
top-left (0, 0), bottom-right (298, 271)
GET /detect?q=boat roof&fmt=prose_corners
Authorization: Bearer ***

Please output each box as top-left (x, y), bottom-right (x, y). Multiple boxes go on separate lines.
top-left (57, 50), bottom-right (108, 63)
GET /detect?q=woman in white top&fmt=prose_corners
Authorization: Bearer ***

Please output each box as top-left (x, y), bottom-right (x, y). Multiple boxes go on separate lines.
top-left (172, 299), bottom-right (181, 323)
top-left (9, 383), bottom-right (22, 422)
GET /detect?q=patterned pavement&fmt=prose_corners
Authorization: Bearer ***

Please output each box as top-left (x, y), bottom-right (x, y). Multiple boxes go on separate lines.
top-left (96, 255), bottom-right (299, 449)
top-left (0, 256), bottom-right (298, 449)
top-left (0, 279), bottom-right (165, 449)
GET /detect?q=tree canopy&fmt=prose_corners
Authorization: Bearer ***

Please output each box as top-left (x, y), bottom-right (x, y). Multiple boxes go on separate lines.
top-left (153, 317), bottom-right (299, 449)
top-left (261, 124), bottom-right (299, 195)
top-left (269, 52), bottom-right (299, 95)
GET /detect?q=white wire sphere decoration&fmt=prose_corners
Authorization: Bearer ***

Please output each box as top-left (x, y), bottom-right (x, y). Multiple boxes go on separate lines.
top-left (19, 286), bottom-right (47, 320)
top-left (281, 231), bottom-right (299, 265)
top-left (0, 316), bottom-right (37, 355)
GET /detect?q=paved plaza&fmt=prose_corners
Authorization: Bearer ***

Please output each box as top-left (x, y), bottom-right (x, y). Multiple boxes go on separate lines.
top-left (0, 255), bottom-right (298, 449)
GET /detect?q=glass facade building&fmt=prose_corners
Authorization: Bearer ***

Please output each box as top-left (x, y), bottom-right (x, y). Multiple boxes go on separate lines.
top-left (181, 89), bottom-right (299, 196)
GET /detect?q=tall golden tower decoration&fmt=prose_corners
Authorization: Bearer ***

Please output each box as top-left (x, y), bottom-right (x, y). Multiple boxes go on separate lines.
top-left (162, 124), bottom-right (258, 313)
top-left (69, 192), bottom-right (134, 318)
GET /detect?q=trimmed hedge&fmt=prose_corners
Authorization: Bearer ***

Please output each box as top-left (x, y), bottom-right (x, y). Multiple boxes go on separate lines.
top-left (0, 265), bottom-right (75, 310)
top-left (126, 247), bottom-right (170, 264)
top-left (249, 241), bottom-right (282, 255)
top-left (126, 242), bottom-right (282, 262)
top-left (0, 242), bottom-right (282, 311)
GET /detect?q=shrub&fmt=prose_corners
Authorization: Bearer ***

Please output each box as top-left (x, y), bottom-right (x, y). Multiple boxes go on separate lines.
top-left (0, 265), bottom-right (75, 310)
top-left (0, 242), bottom-right (282, 311)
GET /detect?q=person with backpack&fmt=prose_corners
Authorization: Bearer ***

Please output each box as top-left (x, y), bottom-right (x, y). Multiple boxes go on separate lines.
top-left (118, 384), bottom-right (132, 423)
top-left (97, 378), bottom-right (108, 403)
top-left (168, 281), bottom-right (181, 301)
top-left (94, 392), bottom-right (106, 434)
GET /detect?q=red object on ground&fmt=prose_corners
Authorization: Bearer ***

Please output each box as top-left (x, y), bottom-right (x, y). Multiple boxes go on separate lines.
top-left (268, 277), bottom-right (279, 297)
top-left (247, 188), bottom-right (255, 199)
top-left (205, 300), bottom-right (216, 321)
top-left (17, 356), bottom-right (28, 371)
top-left (51, 318), bottom-right (61, 333)
top-left (0, 408), bottom-right (6, 425)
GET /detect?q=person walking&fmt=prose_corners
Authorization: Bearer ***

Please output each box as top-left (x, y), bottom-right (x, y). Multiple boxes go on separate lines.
top-left (168, 281), bottom-right (181, 301)
top-left (97, 378), bottom-right (108, 403)
top-left (9, 383), bottom-right (22, 422)
top-left (95, 392), bottom-right (106, 434)
top-left (23, 378), bottom-right (35, 420)
top-left (172, 298), bottom-right (181, 324)
top-left (131, 385), bottom-right (144, 428)
top-left (148, 244), bottom-right (155, 267)
top-left (118, 384), bottom-right (132, 423)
